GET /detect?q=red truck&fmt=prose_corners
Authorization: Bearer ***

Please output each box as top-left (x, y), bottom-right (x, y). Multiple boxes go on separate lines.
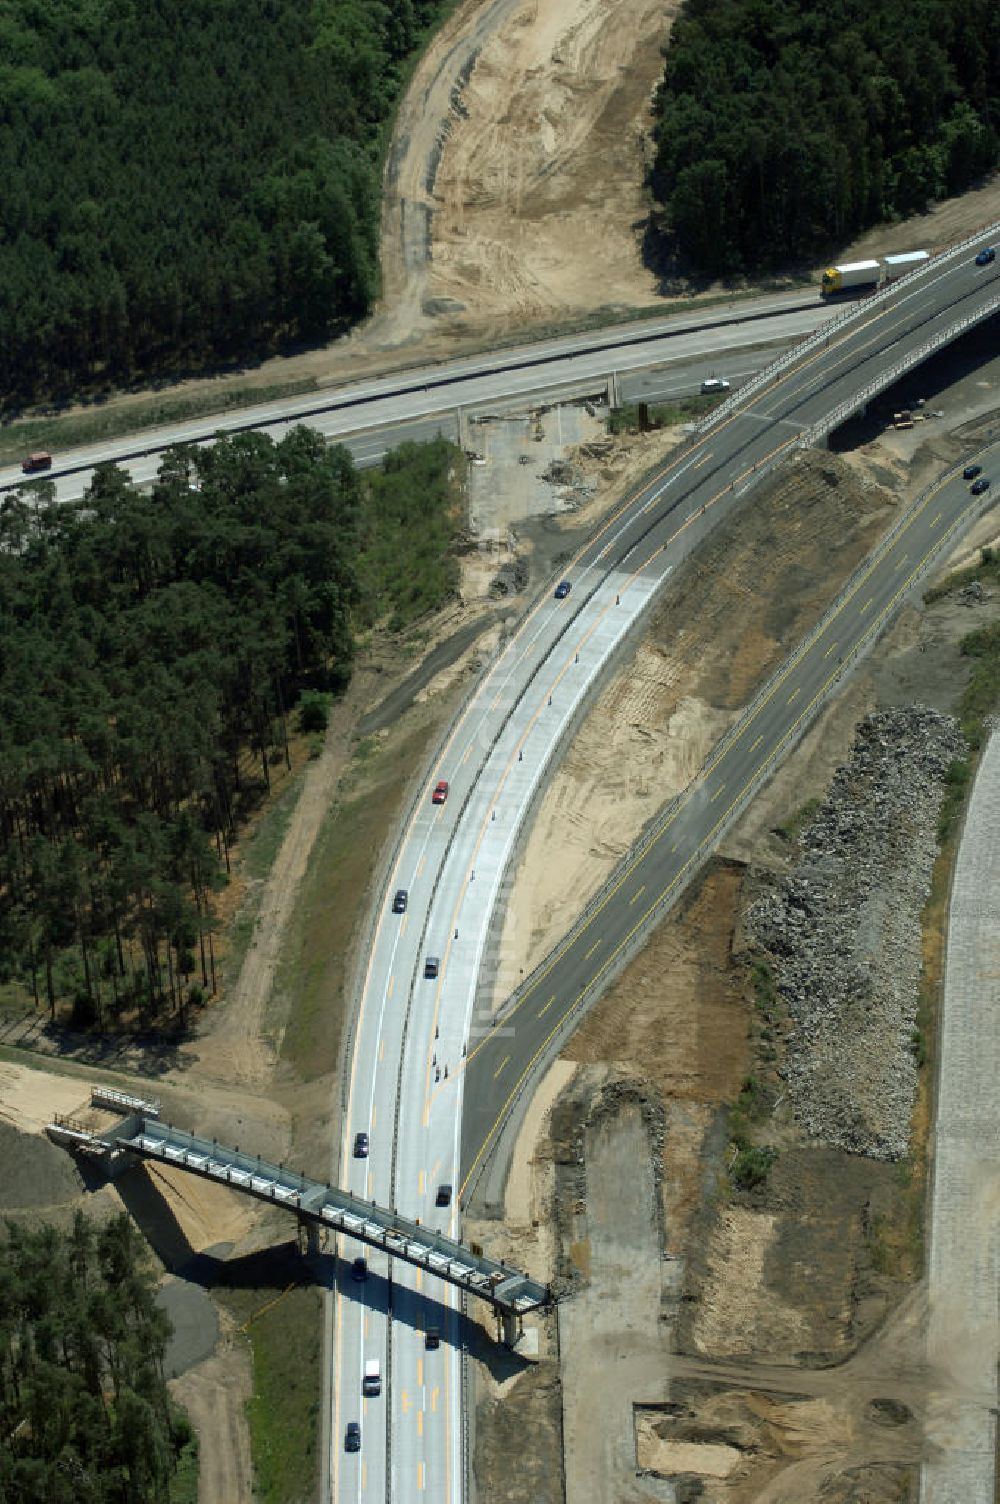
top-left (21, 452), bottom-right (52, 474)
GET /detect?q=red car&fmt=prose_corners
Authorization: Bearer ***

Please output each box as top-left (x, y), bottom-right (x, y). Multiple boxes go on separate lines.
top-left (432, 780), bottom-right (449, 805)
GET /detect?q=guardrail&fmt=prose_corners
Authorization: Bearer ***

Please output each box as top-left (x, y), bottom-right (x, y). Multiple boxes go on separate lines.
top-left (464, 442), bottom-right (1000, 1208)
top-left (698, 221), bottom-right (1000, 433)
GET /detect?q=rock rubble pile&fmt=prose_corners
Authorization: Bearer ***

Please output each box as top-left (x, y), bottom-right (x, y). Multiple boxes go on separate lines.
top-left (751, 706), bottom-right (966, 1159)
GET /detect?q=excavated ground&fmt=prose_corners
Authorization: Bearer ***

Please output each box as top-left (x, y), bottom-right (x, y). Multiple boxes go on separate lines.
top-left (469, 343), bottom-right (1000, 1502)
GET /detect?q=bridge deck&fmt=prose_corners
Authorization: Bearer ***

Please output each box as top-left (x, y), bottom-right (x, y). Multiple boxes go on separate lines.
top-left (48, 1110), bottom-right (548, 1316)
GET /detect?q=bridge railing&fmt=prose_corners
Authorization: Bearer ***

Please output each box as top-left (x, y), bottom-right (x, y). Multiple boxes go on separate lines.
top-left (699, 221), bottom-right (1000, 432)
top-left (108, 1117), bottom-right (548, 1311)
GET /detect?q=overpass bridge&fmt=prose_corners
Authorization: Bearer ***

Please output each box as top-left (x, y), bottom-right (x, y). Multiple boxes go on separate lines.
top-left (48, 1088), bottom-right (548, 1339)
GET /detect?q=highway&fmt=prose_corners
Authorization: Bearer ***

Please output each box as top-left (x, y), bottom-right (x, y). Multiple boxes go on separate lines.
top-left (331, 226), bottom-right (999, 1504)
top-left (0, 291), bottom-right (824, 503)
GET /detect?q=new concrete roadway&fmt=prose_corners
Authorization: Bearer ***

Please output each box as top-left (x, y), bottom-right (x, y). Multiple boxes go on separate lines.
top-left (331, 228), bottom-right (999, 1504)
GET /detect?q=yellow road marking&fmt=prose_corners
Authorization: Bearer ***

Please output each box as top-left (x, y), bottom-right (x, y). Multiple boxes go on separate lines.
top-left (584, 940), bottom-right (601, 960)
top-left (418, 1462), bottom-right (425, 1490)
top-left (362, 1464), bottom-right (367, 1489)
top-left (418, 1410), bottom-right (424, 1437)
top-left (494, 1055), bottom-right (510, 1080)
top-left (860, 596), bottom-right (874, 614)
top-left (462, 744), bottom-right (472, 764)
top-left (371, 1106), bottom-right (377, 1129)
top-left (387, 974), bottom-right (394, 998)
top-left (417, 1359), bottom-right (424, 1386)
top-left (822, 640), bottom-right (838, 659)
top-left (787, 686), bottom-right (800, 705)
top-left (417, 856), bottom-right (426, 878)
top-left (538, 995), bottom-right (556, 1017)
top-left (419, 1169), bottom-right (425, 1194)
top-left (415, 1268), bottom-right (422, 1291)
top-left (749, 734), bottom-right (764, 752)
top-left (431, 1386), bottom-right (439, 1412)
top-left (379, 1039), bottom-right (385, 1061)
top-left (693, 449), bottom-right (713, 468)
top-left (629, 885), bottom-right (646, 906)
top-left (402, 1391), bottom-right (410, 1413)
top-left (930, 511), bottom-right (943, 526)
top-left (459, 311), bottom-right (974, 1204)
top-left (893, 553), bottom-right (908, 571)
top-left (710, 783), bottom-right (725, 802)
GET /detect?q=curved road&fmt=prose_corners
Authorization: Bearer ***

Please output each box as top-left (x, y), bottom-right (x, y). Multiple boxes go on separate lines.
top-left (332, 228), bottom-right (999, 1504)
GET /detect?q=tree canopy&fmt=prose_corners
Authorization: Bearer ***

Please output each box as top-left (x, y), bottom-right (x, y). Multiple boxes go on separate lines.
top-left (0, 0), bottom-right (448, 408)
top-left (0, 1211), bottom-right (191, 1503)
top-left (650, 0), bottom-right (1000, 275)
top-left (0, 430), bottom-right (460, 1029)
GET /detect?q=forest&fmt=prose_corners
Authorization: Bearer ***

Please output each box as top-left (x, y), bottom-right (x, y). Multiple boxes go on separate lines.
top-left (0, 0), bottom-right (447, 408)
top-left (651, 0), bottom-right (1000, 275)
top-left (0, 1212), bottom-right (193, 1502)
top-left (0, 431), bottom-right (459, 1027)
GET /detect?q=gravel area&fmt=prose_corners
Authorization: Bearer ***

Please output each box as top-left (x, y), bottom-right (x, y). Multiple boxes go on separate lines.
top-left (752, 706), bottom-right (965, 1159)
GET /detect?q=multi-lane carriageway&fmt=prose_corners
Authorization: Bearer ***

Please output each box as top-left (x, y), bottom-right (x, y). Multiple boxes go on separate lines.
top-left (333, 225), bottom-right (1000, 1504)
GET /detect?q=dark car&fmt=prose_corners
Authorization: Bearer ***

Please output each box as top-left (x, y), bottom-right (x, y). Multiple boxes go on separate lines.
top-left (392, 888), bottom-right (408, 914)
top-left (975, 246), bottom-right (996, 266)
top-left (351, 1257), bottom-right (368, 1282)
top-left (971, 477), bottom-right (991, 495)
top-left (345, 1422), bottom-right (361, 1453)
top-left (425, 1326), bottom-right (441, 1350)
top-left (353, 1132), bottom-right (369, 1158)
top-left (432, 780), bottom-right (449, 805)
top-left (435, 1184), bottom-right (452, 1207)
top-left (963, 464), bottom-right (982, 481)
top-left (21, 452), bottom-right (52, 474)
top-left (424, 956), bottom-right (440, 979)
top-left (554, 580), bottom-right (571, 599)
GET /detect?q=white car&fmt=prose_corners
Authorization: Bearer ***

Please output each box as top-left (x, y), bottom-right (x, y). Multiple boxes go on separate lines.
top-left (700, 377), bottom-right (731, 394)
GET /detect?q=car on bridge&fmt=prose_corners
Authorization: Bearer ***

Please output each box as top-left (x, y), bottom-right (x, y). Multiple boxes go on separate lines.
top-left (554, 580), bottom-right (572, 599)
top-left (344, 1422), bottom-right (361, 1453)
top-left (424, 956), bottom-right (440, 979)
top-left (700, 377), bottom-right (731, 394)
top-left (392, 888), bottom-right (408, 913)
top-left (425, 1326), bottom-right (441, 1350)
top-left (964, 464), bottom-right (983, 480)
top-left (432, 779), bottom-right (449, 804)
top-left (351, 1257), bottom-right (368, 1281)
top-left (971, 477), bottom-right (991, 495)
top-left (435, 1183), bottom-right (452, 1207)
top-left (353, 1132), bottom-right (369, 1158)
top-left (975, 247), bottom-right (996, 266)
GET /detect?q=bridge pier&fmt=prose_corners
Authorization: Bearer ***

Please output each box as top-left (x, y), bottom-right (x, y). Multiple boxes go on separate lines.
top-left (499, 1309), bottom-right (521, 1348)
top-left (298, 1216), bottom-right (321, 1257)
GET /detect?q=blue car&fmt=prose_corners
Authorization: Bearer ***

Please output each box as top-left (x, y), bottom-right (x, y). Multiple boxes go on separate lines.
top-left (554, 580), bottom-right (571, 599)
top-left (975, 247), bottom-right (995, 266)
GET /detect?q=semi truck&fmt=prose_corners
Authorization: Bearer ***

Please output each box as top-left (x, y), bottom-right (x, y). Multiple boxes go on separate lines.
top-left (821, 250), bottom-right (929, 297)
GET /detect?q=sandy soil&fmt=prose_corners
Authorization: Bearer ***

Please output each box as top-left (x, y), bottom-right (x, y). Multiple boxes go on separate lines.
top-left (422, 0), bottom-right (673, 339)
top-left (169, 1334), bottom-right (254, 1504)
top-left (490, 445), bottom-right (897, 998)
top-left (0, 1060), bottom-right (92, 1132)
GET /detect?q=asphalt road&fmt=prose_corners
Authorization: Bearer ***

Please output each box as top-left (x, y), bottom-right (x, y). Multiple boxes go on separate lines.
top-left (459, 444), bottom-right (1000, 1200)
top-left (1, 292), bottom-right (824, 503)
top-left (328, 228), bottom-right (1000, 1504)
